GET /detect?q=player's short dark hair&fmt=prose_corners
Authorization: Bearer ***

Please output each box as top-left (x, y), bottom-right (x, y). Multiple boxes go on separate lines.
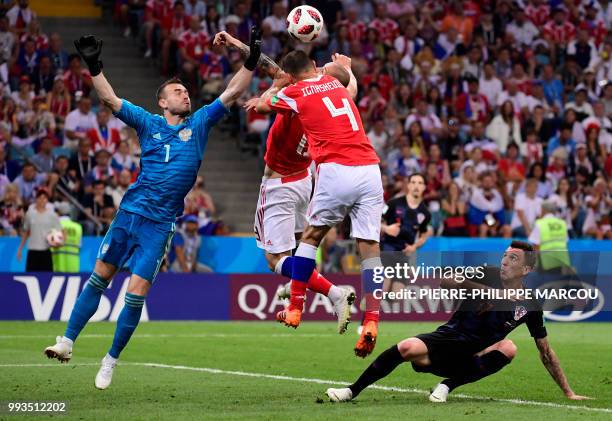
top-left (407, 172), bottom-right (426, 183)
top-left (156, 77), bottom-right (187, 101)
top-left (510, 240), bottom-right (536, 269)
top-left (280, 50), bottom-right (313, 77)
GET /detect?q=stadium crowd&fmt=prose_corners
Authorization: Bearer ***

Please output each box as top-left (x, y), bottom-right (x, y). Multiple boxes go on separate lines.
top-left (113, 0), bottom-right (612, 242)
top-left (0, 0), bottom-right (221, 240)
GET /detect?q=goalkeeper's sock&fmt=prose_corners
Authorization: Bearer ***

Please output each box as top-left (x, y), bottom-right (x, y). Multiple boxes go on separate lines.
top-left (275, 255), bottom-right (334, 297)
top-left (108, 293), bottom-right (145, 359)
top-left (349, 344), bottom-right (405, 397)
top-left (288, 244), bottom-right (317, 310)
top-left (442, 350), bottom-right (511, 392)
top-left (64, 273), bottom-right (109, 342)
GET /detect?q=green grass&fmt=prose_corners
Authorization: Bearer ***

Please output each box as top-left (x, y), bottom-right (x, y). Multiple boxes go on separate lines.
top-left (0, 321), bottom-right (611, 420)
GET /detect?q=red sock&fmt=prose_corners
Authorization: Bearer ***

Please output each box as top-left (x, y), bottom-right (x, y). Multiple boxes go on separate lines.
top-left (307, 270), bottom-right (332, 295)
top-left (363, 294), bottom-right (380, 324)
top-left (289, 280), bottom-right (308, 311)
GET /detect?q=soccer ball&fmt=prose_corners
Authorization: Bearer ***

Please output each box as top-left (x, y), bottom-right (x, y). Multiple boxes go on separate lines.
top-left (286, 5), bottom-right (324, 42)
top-left (47, 229), bottom-right (65, 247)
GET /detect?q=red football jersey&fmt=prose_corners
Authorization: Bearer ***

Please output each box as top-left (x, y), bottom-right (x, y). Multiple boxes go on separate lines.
top-left (266, 74), bottom-right (379, 166)
top-left (264, 113), bottom-right (311, 175)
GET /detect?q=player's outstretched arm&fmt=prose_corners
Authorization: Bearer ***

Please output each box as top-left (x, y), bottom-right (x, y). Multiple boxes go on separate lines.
top-left (219, 27), bottom-right (262, 108)
top-left (74, 36), bottom-right (122, 113)
top-left (213, 31), bottom-right (279, 78)
top-left (535, 337), bottom-right (592, 400)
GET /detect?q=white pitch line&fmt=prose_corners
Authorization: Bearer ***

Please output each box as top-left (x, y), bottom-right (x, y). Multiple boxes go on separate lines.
top-left (1, 362), bottom-right (610, 414)
top-left (0, 333), bottom-right (334, 339)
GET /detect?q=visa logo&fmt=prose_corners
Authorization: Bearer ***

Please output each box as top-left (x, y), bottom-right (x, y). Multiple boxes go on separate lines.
top-left (13, 275), bottom-right (149, 322)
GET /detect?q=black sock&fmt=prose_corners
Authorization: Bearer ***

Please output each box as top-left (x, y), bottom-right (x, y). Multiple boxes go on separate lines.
top-left (349, 344), bottom-right (405, 397)
top-left (442, 350), bottom-right (511, 392)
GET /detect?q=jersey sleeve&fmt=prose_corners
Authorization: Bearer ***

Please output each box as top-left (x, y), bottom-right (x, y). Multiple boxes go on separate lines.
top-left (419, 209), bottom-right (432, 233)
top-left (114, 99), bottom-right (152, 137)
top-left (192, 97), bottom-right (229, 130)
top-left (267, 87), bottom-right (299, 114)
top-left (526, 310), bottom-right (547, 339)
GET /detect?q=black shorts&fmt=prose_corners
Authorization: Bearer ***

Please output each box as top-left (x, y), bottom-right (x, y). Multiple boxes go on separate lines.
top-left (412, 329), bottom-right (486, 378)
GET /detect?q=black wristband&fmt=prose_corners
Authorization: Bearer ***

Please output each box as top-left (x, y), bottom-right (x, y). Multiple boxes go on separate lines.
top-left (244, 55), bottom-right (259, 71)
top-left (88, 60), bottom-right (103, 77)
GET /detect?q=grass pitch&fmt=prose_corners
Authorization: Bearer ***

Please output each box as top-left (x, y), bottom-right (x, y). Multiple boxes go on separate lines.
top-left (1, 321), bottom-right (611, 420)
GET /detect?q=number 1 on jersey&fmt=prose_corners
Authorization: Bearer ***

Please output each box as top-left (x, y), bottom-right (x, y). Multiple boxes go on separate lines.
top-left (322, 97), bottom-right (359, 131)
top-left (164, 144), bottom-right (170, 162)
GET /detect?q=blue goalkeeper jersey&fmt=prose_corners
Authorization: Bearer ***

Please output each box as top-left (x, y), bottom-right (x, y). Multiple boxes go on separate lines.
top-left (114, 98), bottom-right (228, 223)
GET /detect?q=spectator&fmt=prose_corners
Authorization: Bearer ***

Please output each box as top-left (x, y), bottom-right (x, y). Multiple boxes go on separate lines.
top-left (565, 88), bottom-right (594, 119)
top-left (547, 122), bottom-right (577, 160)
top-left (64, 95), bottom-right (95, 150)
top-left (32, 55), bottom-right (54, 95)
top-left (524, 162), bottom-right (554, 199)
top-left (13, 162), bottom-right (45, 204)
top-left (367, 119), bottom-right (388, 159)
top-left (7, 0), bottom-right (37, 36)
top-left (81, 179), bottom-right (115, 234)
top-left (87, 106), bottom-right (121, 154)
top-left (63, 54), bottom-right (92, 99)
top-left (441, 181), bottom-right (468, 237)
top-left (549, 177), bottom-right (579, 236)
top-left (160, 0), bottom-right (190, 76)
top-left (468, 171), bottom-right (510, 238)
top-left (168, 215), bottom-right (210, 273)
top-left (68, 137), bottom-right (93, 182)
top-left (0, 146), bottom-right (21, 181)
top-left (582, 178), bottom-right (611, 239)
top-left (31, 136), bottom-right (54, 173)
top-left (506, 8), bottom-right (539, 47)
top-left (17, 187), bottom-right (60, 271)
top-left (108, 168), bottom-right (132, 209)
top-left (46, 75), bottom-right (71, 126)
top-left (85, 149), bottom-right (116, 187)
top-left (454, 77), bottom-right (489, 124)
top-left (0, 16), bottom-right (15, 83)
top-left (260, 21), bottom-right (282, 59)
top-left (47, 33), bottom-right (69, 71)
top-left (405, 97), bottom-right (443, 139)
top-left (50, 154), bottom-right (79, 198)
top-left (112, 140), bottom-right (137, 173)
top-left (498, 142), bottom-right (525, 184)
top-left (369, 3), bottom-right (399, 46)
top-left (0, 183), bottom-right (23, 235)
top-left (486, 100), bottom-right (522, 152)
top-left (143, 0), bottom-right (171, 58)
top-left (510, 177), bottom-right (543, 238)
top-left (262, 1), bottom-right (287, 35)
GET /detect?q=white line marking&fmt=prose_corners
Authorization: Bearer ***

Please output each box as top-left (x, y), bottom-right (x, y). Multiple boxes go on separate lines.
top-left (0, 333), bottom-right (333, 339)
top-left (1, 362), bottom-right (610, 413)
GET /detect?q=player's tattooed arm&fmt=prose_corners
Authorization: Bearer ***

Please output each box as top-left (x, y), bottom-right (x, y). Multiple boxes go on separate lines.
top-left (219, 27), bottom-right (262, 107)
top-left (213, 31), bottom-right (280, 78)
top-left (535, 337), bottom-right (592, 400)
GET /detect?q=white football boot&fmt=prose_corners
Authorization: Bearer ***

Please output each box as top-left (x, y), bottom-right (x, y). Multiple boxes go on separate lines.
top-left (429, 383), bottom-right (450, 403)
top-left (95, 355), bottom-right (117, 390)
top-left (326, 387), bottom-right (353, 402)
top-left (332, 288), bottom-right (356, 334)
top-left (44, 336), bottom-right (73, 363)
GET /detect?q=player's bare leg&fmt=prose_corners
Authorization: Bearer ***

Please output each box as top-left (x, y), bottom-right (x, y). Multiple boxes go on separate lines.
top-left (429, 339), bottom-right (517, 403)
top-left (44, 260), bottom-right (118, 363)
top-left (354, 239), bottom-right (383, 358)
top-left (328, 337), bottom-right (430, 402)
top-left (95, 274), bottom-right (151, 390)
top-left (278, 225), bottom-right (330, 329)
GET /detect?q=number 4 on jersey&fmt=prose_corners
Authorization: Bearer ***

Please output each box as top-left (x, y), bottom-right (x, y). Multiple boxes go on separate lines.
top-left (322, 97), bottom-right (359, 131)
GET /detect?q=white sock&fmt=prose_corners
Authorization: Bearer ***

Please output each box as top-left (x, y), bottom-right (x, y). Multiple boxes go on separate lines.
top-left (274, 256), bottom-right (288, 275)
top-left (328, 285), bottom-right (344, 303)
top-left (61, 337), bottom-right (74, 347)
top-left (104, 353), bottom-right (117, 363)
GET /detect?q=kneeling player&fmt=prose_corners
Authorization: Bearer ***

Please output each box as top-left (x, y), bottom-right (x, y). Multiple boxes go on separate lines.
top-left (326, 241), bottom-right (591, 402)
